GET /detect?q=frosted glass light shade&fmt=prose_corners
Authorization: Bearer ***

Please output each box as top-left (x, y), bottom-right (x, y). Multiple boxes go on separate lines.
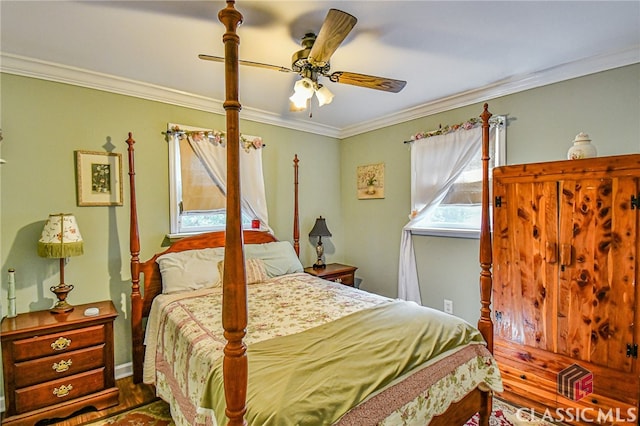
top-left (315, 85), bottom-right (334, 107)
top-left (289, 92), bottom-right (310, 109)
top-left (293, 77), bottom-right (314, 98)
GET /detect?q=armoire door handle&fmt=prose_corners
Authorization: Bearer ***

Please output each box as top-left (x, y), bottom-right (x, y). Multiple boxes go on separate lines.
top-left (560, 243), bottom-right (572, 267)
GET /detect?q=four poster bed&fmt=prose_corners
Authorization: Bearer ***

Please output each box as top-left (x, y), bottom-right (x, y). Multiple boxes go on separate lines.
top-left (127, 2), bottom-right (502, 425)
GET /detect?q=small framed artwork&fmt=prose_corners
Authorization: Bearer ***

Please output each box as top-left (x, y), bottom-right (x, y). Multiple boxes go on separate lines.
top-left (75, 150), bottom-right (123, 206)
top-left (357, 163), bottom-right (385, 199)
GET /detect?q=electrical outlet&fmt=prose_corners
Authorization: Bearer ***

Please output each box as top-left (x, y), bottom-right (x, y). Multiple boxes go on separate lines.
top-left (444, 299), bottom-right (453, 314)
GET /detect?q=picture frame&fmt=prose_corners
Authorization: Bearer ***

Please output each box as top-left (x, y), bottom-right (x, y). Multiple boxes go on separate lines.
top-left (75, 150), bottom-right (123, 206)
top-left (357, 163), bottom-right (385, 199)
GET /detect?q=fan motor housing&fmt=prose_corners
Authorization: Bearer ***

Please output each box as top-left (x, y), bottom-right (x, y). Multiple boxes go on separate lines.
top-left (291, 33), bottom-right (330, 77)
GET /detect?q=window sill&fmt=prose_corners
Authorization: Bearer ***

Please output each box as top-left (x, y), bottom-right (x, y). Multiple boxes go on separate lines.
top-left (410, 228), bottom-right (480, 239)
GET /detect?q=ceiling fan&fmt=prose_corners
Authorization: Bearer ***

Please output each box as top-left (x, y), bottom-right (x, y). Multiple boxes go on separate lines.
top-left (199, 9), bottom-right (407, 110)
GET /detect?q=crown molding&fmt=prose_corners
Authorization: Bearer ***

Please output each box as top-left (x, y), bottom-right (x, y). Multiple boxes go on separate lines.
top-left (2, 46), bottom-right (638, 140)
top-left (0, 53), bottom-right (342, 138)
top-left (339, 45), bottom-right (640, 138)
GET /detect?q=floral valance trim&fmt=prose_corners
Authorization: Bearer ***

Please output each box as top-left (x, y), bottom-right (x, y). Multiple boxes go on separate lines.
top-left (164, 126), bottom-right (264, 152)
top-left (409, 116), bottom-right (504, 141)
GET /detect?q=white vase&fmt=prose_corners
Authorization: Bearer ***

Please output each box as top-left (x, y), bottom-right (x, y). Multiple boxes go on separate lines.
top-left (567, 132), bottom-right (597, 160)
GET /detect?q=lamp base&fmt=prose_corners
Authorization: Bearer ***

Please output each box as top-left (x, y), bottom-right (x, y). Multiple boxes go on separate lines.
top-left (50, 284), bottom-right (74, 314)
top-left (313, 261), bottom-right (326, 269)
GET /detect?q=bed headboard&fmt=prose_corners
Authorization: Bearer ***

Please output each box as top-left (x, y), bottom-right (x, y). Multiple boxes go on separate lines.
top-left (136, 230), bottom-right (278, 318)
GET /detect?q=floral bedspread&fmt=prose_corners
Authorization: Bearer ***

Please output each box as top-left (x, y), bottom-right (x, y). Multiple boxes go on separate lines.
top-left (144, 273), bottom-right (502, 425)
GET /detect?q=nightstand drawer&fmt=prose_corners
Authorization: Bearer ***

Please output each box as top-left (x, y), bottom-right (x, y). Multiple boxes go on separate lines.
top-left (304, 263), bottom-right (358, 287)
top-left (11, 324), bottom-right (106, 362)
top-left (328, 273), bottom-right (354, 286)
top-left (15, 367), bottom-right (106, 413)
top-left (14, 344), bottom-right (105, 388)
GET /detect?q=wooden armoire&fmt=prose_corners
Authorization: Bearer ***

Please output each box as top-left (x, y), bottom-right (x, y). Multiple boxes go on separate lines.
top-left (492, 154), bottom-right (640, 425)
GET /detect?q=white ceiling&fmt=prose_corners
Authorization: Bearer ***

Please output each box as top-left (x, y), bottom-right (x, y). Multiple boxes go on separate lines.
top-left (1, 1), bottom-right (639, 138)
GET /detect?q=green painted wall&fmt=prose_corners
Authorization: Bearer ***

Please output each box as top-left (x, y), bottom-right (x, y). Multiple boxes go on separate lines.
top-left (0, 73), bottom-right (340, 369)
top-left (341, 64), bottom-right (640, 325)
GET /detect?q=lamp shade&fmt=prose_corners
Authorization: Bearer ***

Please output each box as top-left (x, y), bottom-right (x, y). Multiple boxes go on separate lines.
top-left (309, 216), bottom-right (332, 238)
top-left (38, 213), bottom-right (84, 259)
top-left (315, 85), bottom-right (334, 107)
top-left (293, 77), bottom-right (315, 98)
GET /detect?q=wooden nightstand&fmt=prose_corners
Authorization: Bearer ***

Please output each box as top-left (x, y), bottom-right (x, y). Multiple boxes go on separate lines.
top-left (304, 263), bottom-right (358, 287)
top-left (1, 300), bottom-right (120, 425)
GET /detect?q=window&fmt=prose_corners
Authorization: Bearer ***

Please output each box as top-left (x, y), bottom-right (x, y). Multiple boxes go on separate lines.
top-left (409, 117), bottom-right (506, 238)
top-left (168, 123), bottom-right (266, 238)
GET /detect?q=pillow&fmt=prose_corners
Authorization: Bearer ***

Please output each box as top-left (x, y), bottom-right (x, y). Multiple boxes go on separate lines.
top-left (216, 258), bottom-right (269, 285)
top-left (156, 247), bottom-right (225, 294)
top-left (244, 241), bottom-right (304, 277)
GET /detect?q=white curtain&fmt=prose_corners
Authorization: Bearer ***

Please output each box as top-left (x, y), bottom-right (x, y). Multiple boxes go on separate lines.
top-left (187, 135), bottom-right (271, 231)
top-left (397, 126), bottom-right (485, 304)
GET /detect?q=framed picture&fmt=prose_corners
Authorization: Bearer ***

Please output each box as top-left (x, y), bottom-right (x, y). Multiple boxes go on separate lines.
top-left (357, 163), bottom-right (385, 199)
top-left (75, 150), bottom-right (123, 206)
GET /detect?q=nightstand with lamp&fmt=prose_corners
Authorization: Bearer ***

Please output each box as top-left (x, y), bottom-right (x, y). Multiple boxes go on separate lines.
top-left (37, 213), bottom-right (84, 313)
top-left (0, 212), bottom-right (120, 424)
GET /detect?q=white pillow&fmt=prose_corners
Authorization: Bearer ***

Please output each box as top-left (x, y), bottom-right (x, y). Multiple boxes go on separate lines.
top-left (245, 241), bottom-right (303, 277)
top-left (156, 247), bottom-right (225, 294)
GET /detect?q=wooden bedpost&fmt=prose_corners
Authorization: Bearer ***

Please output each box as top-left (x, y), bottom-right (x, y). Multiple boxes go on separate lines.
top-left (218, 1), bottom-right (248, 425)
top-left (477, 103), bottom-right (494, 353)
top-left (293, 154), bottom-right (300, 257)
top-left (126, 132), bottom-right (143, 384)
top-left (477, 104), bottom-right (493, 426)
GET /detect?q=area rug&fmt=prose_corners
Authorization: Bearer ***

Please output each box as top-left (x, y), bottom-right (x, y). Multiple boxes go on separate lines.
top-left (83, 400), bottom-right (173, 425)
top-left (85, 398), bottom-right (557, 425)
top-left (465, 399), bottom-right (559, 426)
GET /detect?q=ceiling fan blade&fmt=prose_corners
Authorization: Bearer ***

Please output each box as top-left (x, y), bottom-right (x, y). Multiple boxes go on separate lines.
top-left (329, 71), bottom-right (407, 93)
top-left (307, 9), bottom-right (357, 67)
top-left (198, 54), bottom-right (293, 73)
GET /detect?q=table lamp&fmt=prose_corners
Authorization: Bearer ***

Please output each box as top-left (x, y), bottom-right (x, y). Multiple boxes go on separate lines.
top-left (309, 216), bottom-right (332, 269)
top-left (37, 213), bottom-right (84, 313)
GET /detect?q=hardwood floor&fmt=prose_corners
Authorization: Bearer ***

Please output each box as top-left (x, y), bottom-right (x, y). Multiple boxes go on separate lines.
top-left (42, 376), bottom-right (157, 426)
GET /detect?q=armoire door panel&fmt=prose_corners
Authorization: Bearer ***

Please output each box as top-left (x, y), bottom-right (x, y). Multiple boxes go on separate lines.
top-left (558, 177), bottom-right (637, 372)
top-left (493, 180), bottom-right (558, 351)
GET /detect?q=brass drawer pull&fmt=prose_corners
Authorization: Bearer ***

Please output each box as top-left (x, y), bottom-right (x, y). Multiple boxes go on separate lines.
top-left (51, 337), bottom-right (71, 351)
top-left (335, 278), bottom-right (342, 283)
top-left (52, 359), bottom-right (72, 373)
top-left (53, 384), bottom-right (73, 398)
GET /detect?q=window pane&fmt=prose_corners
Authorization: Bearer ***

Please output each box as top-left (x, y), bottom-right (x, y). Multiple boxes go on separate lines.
top-left (180, 210), bottom-right (252, 232)
top-left (179, 138), bottom-right (225, 212)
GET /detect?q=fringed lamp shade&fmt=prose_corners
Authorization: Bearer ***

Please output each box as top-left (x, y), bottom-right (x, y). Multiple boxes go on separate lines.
top-left (38, 213), bottom-right (84, 313)
top-left (38, 214), bottom-right (84, 258)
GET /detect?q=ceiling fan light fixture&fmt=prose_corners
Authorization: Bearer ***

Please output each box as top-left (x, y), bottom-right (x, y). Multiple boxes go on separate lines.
top-left (289, 91), bottom-right (310, 109)
top-left (289, 98), bottom-right (308, 112)
top-left (293, 77), bottom-right (315, 99)
top-left (315, 84), bottom-right (334, 107)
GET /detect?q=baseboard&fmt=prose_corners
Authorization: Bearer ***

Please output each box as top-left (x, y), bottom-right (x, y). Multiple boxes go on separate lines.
top-left (0, 362), bottom-right (134, 413)
top-left (115, 362), bottom-right (134, 380)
